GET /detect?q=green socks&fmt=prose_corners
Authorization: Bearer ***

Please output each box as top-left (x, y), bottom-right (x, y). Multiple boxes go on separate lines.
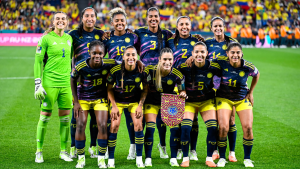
top-left (59, 115), bottom-right (70, 151)
top-left (37, 115), bottom-right (50, 151)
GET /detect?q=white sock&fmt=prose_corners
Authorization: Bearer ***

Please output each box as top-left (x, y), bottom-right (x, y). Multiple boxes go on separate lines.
top-left (98, 155), bottom-right (105, 159)
top-left (229, 151), bottom-right (235, 156)
top-left (206, 157), bottom-right (213, 162)
top-left (182, 157), bottom-right (189, 162)
top-left (213, 150), bottom-right (219, 154)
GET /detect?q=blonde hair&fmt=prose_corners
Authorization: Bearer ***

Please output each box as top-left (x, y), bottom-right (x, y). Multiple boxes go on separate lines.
top-left (109, 7), bottom-right (127, 22)
top-left (154, 48), bottom-right (173, 90)
top-left (43, 11), bottom-right (68, 35)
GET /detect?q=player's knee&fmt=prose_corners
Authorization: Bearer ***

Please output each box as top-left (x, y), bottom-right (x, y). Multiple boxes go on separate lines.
top-left (77, 120), bottom-right (87, 134)
top-left (243, 125), bottom-right (252, 138)
top-left (219, 125), bottom-right (229, 137)
top-left (134, 122), bottom-right (143, 132)
top-left (97, 122), bottom-right (107, 134)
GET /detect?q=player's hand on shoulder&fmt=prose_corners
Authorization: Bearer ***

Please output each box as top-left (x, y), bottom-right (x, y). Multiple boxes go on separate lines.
top-left (171, 33), bottom-right (176, 39)
top-left (102, 31), bottom-right (111, 40)
top-left (34, 78), bottom-right (47, 100)
top-left (185, 56), bottom-right (194, 67)
top-left (194, 34), bottom-right (205, 42)
top-left (73, 102), bottom-right (82, 118)
top-left (137, 60), bottom-right (145, 73)
top-left (125, 28), bottom-right (133, 34)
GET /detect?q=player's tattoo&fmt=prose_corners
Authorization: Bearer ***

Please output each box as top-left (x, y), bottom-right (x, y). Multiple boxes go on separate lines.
top-left (139, 84), bottom-right (148, 106)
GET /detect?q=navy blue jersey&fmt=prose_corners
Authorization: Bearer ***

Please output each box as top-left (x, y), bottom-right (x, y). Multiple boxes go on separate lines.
top-left (178, 60), bottom-right (218, 102)
top-left (167, 35), bottom-right (199, 68)
top-left (134, 27), bottom-right (173, 66)
top-left (71, 59), bottom-right (117, 100)
top-left (211, 56), bottom-right (259, 101)
top-left (68, 28), bottom-right (104, 64)
top-left (144, 65), bottom-right (185, 105)
top-left (103, 31), bottom-right (138, 62)
top-left (205, 36), bottom-right (237, 60)
top-left (107, 64), bottom-right (144, 103)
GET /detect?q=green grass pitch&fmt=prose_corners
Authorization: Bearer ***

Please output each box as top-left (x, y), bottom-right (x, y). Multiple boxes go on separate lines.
top-left (0, 47), bottom-right (300, 169)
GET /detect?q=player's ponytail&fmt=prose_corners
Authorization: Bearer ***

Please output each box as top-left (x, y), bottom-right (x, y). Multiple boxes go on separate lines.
top-left (174, 16), bottom-right (191, 49)
top-left (43, 11), bottom-right (68, 35)
top-left (210, 16), bottom-right (230, 46)
top-left (78, 7), bottom-right (97, 37)
top-left (155, 48), bottom-right (173, 90)
top-left (147, 7), bottom-right (163, 52)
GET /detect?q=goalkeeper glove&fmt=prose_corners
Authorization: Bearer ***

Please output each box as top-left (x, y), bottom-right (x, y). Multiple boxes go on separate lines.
top-left (34, 78), bottom-right (47, 100)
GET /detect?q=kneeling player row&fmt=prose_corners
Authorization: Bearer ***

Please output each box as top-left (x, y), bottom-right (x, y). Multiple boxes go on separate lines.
top-left (70, 41), bottom-right (259, 168)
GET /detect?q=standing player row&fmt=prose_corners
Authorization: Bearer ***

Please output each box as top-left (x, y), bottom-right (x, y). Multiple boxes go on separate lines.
top-left (33, 6), bottom-right (259, 169)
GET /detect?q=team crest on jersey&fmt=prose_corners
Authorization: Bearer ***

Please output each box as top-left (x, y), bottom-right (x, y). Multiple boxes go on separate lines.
top-left (67, 40), bottom-right (71, 46)
top-left (190, 41), bottom-right (195, 46)
top-left (135, 77), bottom-right (141, 83)
top-left (36, 46), bottom-right (42, 53)
top-left (239, 71), bottom-right (245, 77)
top-left (167, 79), bottom-right (173, 85)
top-left (125, 37), bottom-right (130, 43)
top-left (102, 70), bottom-right (108, 75)
top-left (95, 34), bottom-right (99, 40)
top-left (222, 44), bottom-right (227, 50)
top-left (207, 72), bottom-right (213, 78)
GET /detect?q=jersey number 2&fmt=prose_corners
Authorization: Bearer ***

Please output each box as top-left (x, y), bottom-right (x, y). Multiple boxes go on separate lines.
top-left (182, 49), bottom-right (187, 58)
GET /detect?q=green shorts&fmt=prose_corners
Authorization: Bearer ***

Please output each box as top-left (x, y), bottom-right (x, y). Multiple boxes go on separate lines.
top-left (41, 87), bottom-right (73, 113)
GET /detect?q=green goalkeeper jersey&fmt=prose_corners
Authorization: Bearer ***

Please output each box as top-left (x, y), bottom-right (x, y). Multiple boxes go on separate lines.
top-left (34, 31), bottom-right (73, 87)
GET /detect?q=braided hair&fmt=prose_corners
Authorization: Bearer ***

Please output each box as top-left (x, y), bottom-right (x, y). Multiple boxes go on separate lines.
top-left (147, 7), bottom-right (163, 52)
top-left (210, 16), bottom-right (231, 47)
top-left (120, 45), bottom-right (137, 89)
top-left (191, 41), bottom-right (208, 88)
top-left (88, 40), bottom-right (105, 51)
top-left (154, 47), bottom-right (173, 90)
top-left (77, 7), bottom-right (99, 37)
top-left (174, 16), bottom-right (191, 49)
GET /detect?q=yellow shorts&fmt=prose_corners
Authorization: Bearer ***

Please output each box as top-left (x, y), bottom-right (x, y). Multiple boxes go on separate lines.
top-left (111, 102), bottom-right (140, 114)
top-left (144, 104), bottom-right (160, 114)
top-left (185, 99), bottom-right (216, 113)
top-left (216, 97), bottom-right (252, 112)
top-left (79, 99), bottom-right (108, 111)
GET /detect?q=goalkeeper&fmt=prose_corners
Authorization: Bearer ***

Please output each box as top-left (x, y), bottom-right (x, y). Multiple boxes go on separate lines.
top-left (34, 12), bottom-right (73, 163)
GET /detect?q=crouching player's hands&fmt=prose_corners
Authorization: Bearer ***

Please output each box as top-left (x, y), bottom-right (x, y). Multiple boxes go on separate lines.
top-left (34, 78), bottom-right (47, 100)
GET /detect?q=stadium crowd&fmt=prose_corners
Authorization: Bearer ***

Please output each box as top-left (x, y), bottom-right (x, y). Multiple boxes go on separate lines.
top-left (1, 0), bottom-right (300, 46)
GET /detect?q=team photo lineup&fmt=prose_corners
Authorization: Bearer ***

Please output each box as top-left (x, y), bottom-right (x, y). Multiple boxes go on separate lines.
top-left (28, 2), bottom-right (264, 168)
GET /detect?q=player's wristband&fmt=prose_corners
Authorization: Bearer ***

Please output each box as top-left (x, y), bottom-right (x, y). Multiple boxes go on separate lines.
top-left (35, 78), bottom-right (41, 85)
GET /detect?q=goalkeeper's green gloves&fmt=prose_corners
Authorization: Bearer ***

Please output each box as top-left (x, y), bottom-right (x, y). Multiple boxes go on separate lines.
top-left (34, 78), bottom-right (47, 100)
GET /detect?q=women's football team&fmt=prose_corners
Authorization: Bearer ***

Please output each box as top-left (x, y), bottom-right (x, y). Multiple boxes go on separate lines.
top-left (33, 6), bottom-right (260, 169)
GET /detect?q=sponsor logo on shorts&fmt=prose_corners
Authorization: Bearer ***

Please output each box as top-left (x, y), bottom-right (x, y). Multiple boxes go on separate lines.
top-left (147, 105), bottom-right (151, 109)
top-left (218, 101), bottom-right (222, 106)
